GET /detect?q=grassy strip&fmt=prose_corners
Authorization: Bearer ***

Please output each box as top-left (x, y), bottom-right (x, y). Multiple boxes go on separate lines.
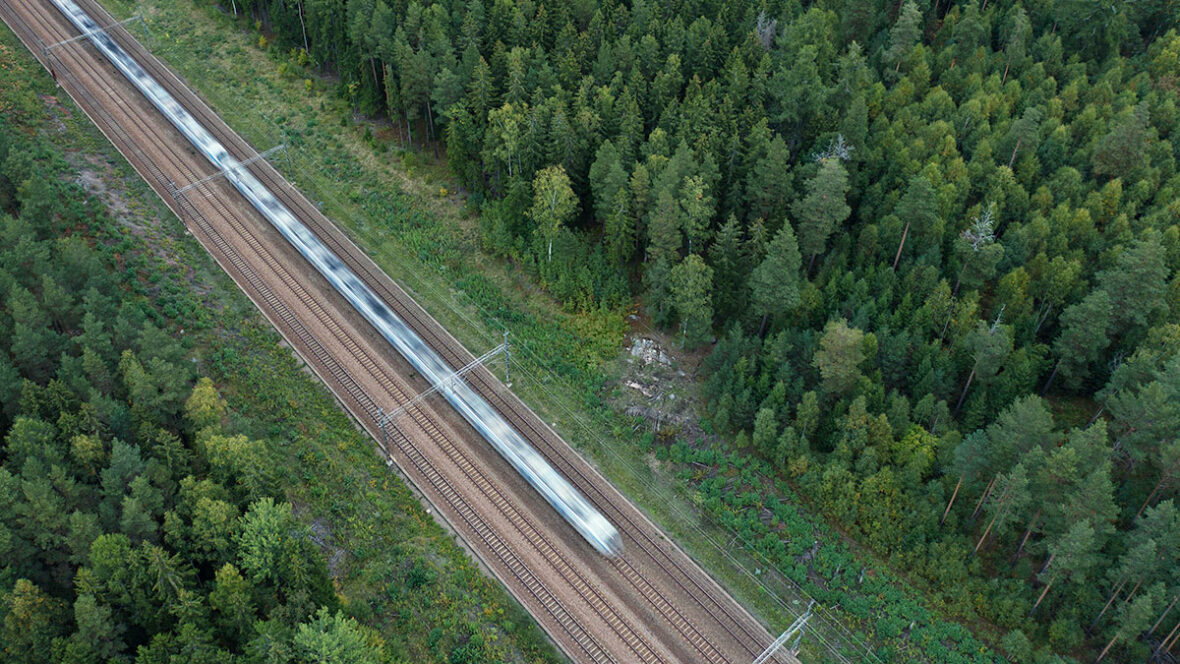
top-left (0, 21), bottom-right (559, 663)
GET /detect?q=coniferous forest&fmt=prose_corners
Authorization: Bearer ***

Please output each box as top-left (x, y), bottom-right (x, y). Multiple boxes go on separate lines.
top-left (239, 0), bottom-right (1180, 660)
top-left (2, 0), bottom-right (1179, 662)
top-left (0, 136), bottom-right (380, 660)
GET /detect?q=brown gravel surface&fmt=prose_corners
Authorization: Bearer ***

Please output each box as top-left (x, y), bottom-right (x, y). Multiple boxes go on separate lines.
top-left (1, 2), bottom-right (799, 662)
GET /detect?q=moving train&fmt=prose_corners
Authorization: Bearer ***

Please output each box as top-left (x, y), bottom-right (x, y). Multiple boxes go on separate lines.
top-left (50, 0), bottom-right (623, 557)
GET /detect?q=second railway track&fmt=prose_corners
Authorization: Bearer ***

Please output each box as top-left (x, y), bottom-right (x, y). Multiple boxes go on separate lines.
top-left (0, 2), bottom-right (799, 661)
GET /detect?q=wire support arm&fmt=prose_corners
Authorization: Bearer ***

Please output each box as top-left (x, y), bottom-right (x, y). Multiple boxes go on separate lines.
top-left (43, 12), bottom-right (144, 51)
top-left (379, 335), bottom-right (509, 428)
top-left (752, 601), bottom-right (815, 664)
top-left (176, 144), bottom-right (288, 194)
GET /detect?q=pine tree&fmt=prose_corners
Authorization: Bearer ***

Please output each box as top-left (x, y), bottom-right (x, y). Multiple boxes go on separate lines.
top-left (884, 1), bottom-right (922, 73)
top-left (1047, 290), bottom-right (1113, 392)
top-left (1107, 356), bottom-right (1180, 513)
top-left (1098, 230), bottom-right (1170, 335)
top-left (1093, 539), bottom-right (1161, 632)
top-left (1033, 520), bottom-right (1100, 613)
top-left (749, 222), bottom-right (802, 336)
top-left (891, 173), bottom-right (940, 270)
top-left (1002, 106), bottom-right (1044, 168)
top-left (955, 319), bottom-right (1013, 415)
top-left (813, 319), bottom-right (868, 397)
top-left (793, 158), bottom-right (850, 273)
top-left (975, 462), bottom-right (1032, 553)
top-left (1001, 5), bottom-right (1032, 76)
top-left (1097, 583), bottom-right (1164, 662)
top-left (1093, 103), bottom-right (1151, 180)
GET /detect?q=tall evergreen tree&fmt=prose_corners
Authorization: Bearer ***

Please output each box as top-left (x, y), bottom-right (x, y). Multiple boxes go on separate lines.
top-left (745, 135), bottom-right (793, 224)
top-left (1098, 230), bottom-right (1170, 336)
top-left (891, 173), bottom-right (940, 270)
top-left (1093, 103), bottom-right (1151, 180)
top-left (812, 319), bottom-right (868, 397)
top-left (679, 175), bottom-right (714, 256)
top-left (749, 222), bottom-right (801, 336)
top-left (793, 158), bottom-right (850, 273)
top-left (708, 216), bottom-right (749, 325)
top-left (884, 1), bottom-right (922, 73)
top-left (1048, 290), bottom-right (1113, 392)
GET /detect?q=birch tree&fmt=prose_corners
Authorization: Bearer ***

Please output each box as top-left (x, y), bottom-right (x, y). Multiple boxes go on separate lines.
top-left (529, 165), bottom-right (577, 263)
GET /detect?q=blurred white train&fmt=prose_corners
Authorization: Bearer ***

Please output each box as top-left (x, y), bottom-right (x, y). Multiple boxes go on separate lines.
top-left (51, 0), bottom-right (623, 557)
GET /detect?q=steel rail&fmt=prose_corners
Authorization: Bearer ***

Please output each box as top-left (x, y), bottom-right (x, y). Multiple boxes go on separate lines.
top-left (2, 4), bottom-right (648, 660)
top-left (46, 0), bottom-right (621, 558)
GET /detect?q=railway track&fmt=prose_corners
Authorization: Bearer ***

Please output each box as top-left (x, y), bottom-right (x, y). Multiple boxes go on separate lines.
top-left (0, 2), bottom-right (798, 662)
top-left (4, 3), bottom-right (650, 658)
top-left (4, 0), bottom-right (383, 429)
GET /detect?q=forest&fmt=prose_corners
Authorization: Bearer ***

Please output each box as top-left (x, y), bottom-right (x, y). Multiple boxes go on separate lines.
top-left (234, 0), bottom-right (1180, 661)
top-left (0, 128), bottom-right (394, 660)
